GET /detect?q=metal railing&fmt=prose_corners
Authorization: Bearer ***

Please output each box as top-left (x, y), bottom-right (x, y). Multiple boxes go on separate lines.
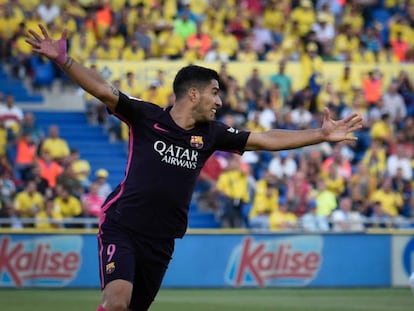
top-left (0, 216), bottom-right (413, 233)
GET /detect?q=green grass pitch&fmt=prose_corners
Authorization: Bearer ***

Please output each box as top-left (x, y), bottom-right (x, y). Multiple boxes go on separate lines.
top-left (1, 288), bottom-right (412, 311)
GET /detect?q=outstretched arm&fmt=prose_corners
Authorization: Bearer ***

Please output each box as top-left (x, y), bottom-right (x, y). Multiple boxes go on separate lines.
top-left (25, 24), bottom-right (119, 112)
top-left (245, 108), bottom-right (363, 151)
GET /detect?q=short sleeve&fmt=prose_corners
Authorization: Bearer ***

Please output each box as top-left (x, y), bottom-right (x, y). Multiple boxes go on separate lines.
top-left (212, 121), bottom-right (250, 154)
top-left (113, 92), bottom-right (157, 124)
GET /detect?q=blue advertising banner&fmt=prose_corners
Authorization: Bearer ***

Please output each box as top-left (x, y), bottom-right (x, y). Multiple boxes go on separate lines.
top-left (164, 234), bottom-right (390, 287)
top-left (0, 233), bottom-right (391, 288)
top-left (0, 234), bottom-right (99, 288)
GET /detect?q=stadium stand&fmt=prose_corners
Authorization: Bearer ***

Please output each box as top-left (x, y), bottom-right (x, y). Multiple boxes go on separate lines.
top-left (0, 64), bottom-right (43, 103)
top-left (30, 111), bottom-right (127, 189)
top-left (0, 0), bottom-right (413, 230)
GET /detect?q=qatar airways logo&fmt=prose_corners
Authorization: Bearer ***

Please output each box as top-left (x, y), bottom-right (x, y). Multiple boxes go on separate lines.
top-left (0, 236), bottom-right (82, 287)
top-left (154, 140), bottom-right (198, 169)
top-left (225, 236), bottom-right (323, 287)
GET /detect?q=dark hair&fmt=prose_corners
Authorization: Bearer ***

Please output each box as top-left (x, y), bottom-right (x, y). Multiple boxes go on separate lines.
top-left (173, 65), bottom-right (219, 100)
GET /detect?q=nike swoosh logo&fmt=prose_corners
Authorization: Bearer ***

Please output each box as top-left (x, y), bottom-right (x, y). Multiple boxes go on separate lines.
top-left (153, 123), bottom-right (169, 133)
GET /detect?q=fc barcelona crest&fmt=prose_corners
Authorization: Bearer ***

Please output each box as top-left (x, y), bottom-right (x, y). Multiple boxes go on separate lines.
top-left (106, 262), bottom-right (115, 274)
top-left (190, 136), bottom-right (204, 149)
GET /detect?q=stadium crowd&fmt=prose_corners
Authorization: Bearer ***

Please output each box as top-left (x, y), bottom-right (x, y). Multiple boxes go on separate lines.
top-left (0, 0), bottom-right (413, 231)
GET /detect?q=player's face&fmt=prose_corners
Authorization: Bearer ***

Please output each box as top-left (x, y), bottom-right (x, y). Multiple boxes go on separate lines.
top-left (194, 79), bottom-right (222, 122)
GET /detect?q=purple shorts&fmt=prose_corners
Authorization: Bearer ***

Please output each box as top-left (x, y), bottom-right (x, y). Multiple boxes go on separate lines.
top-left (98, 217), bottom-right (174, 311)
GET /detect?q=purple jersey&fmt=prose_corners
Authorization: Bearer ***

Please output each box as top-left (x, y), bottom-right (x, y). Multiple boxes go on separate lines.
top-left (101, 92), bottom-right (250, 238)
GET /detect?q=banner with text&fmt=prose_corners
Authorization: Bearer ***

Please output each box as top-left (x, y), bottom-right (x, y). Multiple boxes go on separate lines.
top-left (0, 233), bottom-right (391, 288)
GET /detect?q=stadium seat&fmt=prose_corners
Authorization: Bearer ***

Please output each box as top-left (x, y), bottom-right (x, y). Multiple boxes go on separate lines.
top-left (30, 56), bottom-right (55, 89)
top-left (31, 111), bottom-right (127, 188)
top-left (0, 66), bottom-right (43, 103)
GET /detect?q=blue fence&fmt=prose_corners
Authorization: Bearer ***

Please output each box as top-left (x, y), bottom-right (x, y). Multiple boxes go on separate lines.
top-left (0, 231), bottom-right (412, 288)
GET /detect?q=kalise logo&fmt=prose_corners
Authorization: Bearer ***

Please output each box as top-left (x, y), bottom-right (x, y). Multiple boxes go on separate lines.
top-left (0, 236), bottom-right (82, 287)
top-left (225, 236), bottom-right (323, 287)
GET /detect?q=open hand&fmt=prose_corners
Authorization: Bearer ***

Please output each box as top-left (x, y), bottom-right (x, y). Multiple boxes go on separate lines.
top-left (25, 24), bottom-right (68, 65)
top-left (321, 107), bottom-right (363, 142)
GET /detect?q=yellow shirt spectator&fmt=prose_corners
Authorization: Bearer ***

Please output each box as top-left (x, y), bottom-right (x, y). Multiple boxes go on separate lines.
top-left (315, 190), bottom-right (338, 217)
top-left (54, 193), bottom-right (82, 218)
top-left (71, 45), bottom-right (92, 63)
top-left (35, 207), bottom-right (63, 229)
top-left (0, 14), bottom-right (21, 40)
top-left (236, 42), bottom-right (258, 62)
top-left (281, 32), bottom-right (300, 59)
top-left (334, 32), bottom-right (360, 57)
top-left (161, 0), bottom-right (178, 21)
top-left (158, 29), bottom-right (185, 58)
top-left (361, 141), bottom-right (387, 177)
top-left (71, 26), bottom-right (96, 52)
top-left (54, 12), bottom-right (77, 38)
top-left (265, 43), bottom-right (285, 63)
top-left (290, 0), bottom-right (316, 36)
top-left (65, 1), bottom-right (87, 21)
top-left (14, 188), bottom-right (44, 218)
top-left (348, 162), bottom-right (378, 205)
top-left (110, 0), bottom-right (128, 12)
top-left (341, 11), bottom-right (364, 34)
top-left (70, 32), bottom-right (96, 63)
top-left (19, 0), bottom-right (40, 12)
top-left (216, 169), bottom-right (250, 204)
top-left (149, 3), bottom-right (175, 29)
top-left (263, 1), bottom-right (285, 33)
top-left (121, 45), bottom-right (145, 61)
top-left (351, 48), bottom-right (376, 64)
top-left (42, 138), bottom-right (70, 162)
top-left (300, 44), bottom-right (324, 89)
top-left (370, 117), bottom-right (393, 144)
top-left (127, 4), bottom-right (151, 31)
top-left (183, 47), bottom-right (202, 63)
top-left (317, 82), bottom-right (341, 112)
top-left (95, 43), bottom-right (120, 60)
top-left (269, 199), bottom-right (297, 230)
top-left (249, 179), bottom-right (279, 219)
top-left (321, 172), bottom-right (345, 196)
top-left (141, 84), bottom-right (170, 108)
top-left (202, 16), bottom-right (224, 38)
top-left (205, 2), bottom-right (227, 21)
top-left (0, 125), bottom-right (7, 156)
top-left (71, 159), bottom-right (91, 183)
top-left (389, 19), bottom-right (413, 42)
top-left (121, 74), bottom-right (143, 98)
top-left (245, 119), bottom-right (269, 132)
top-left (189, 0), bottom-right (208, 16)
top-left (216, 30), bottom-right (239, 59)
top-left (108, 33), bottom-right (125, 51)
top-left (13, 36), bottom-right (33, 57)
top-left (335, 67), bottom-right (354, 105)
top-left (370, 188), bottom-right (403, 217)
top-left (376, 49), bottom-right (399, 63)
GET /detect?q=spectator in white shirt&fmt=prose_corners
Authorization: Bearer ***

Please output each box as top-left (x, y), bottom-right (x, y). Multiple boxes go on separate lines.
top-left (301, 200), bottom-right (330, 232)
top-left (312, 12), bottom-right (335, 47)
top-left (268, 150), bottom-right (298, 180)
top-left (331, 196), bottom-right (365, 232)
top-left (381, 81), bottom-right (407, 124)
top-left (251, 16), bottom-right (274, 58)
top-left (37, 0), bottom-right (60, 25)
top-left (247, 97), bottom-right (277, 130)
top-left (0, 94), bottom-right (24, 136)
top-left (386, 144), bottom-right (413, 181)
top-left (204, 41), bottom-right (229, 63)
top-left (290, 102), bottom-right (313, 129)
